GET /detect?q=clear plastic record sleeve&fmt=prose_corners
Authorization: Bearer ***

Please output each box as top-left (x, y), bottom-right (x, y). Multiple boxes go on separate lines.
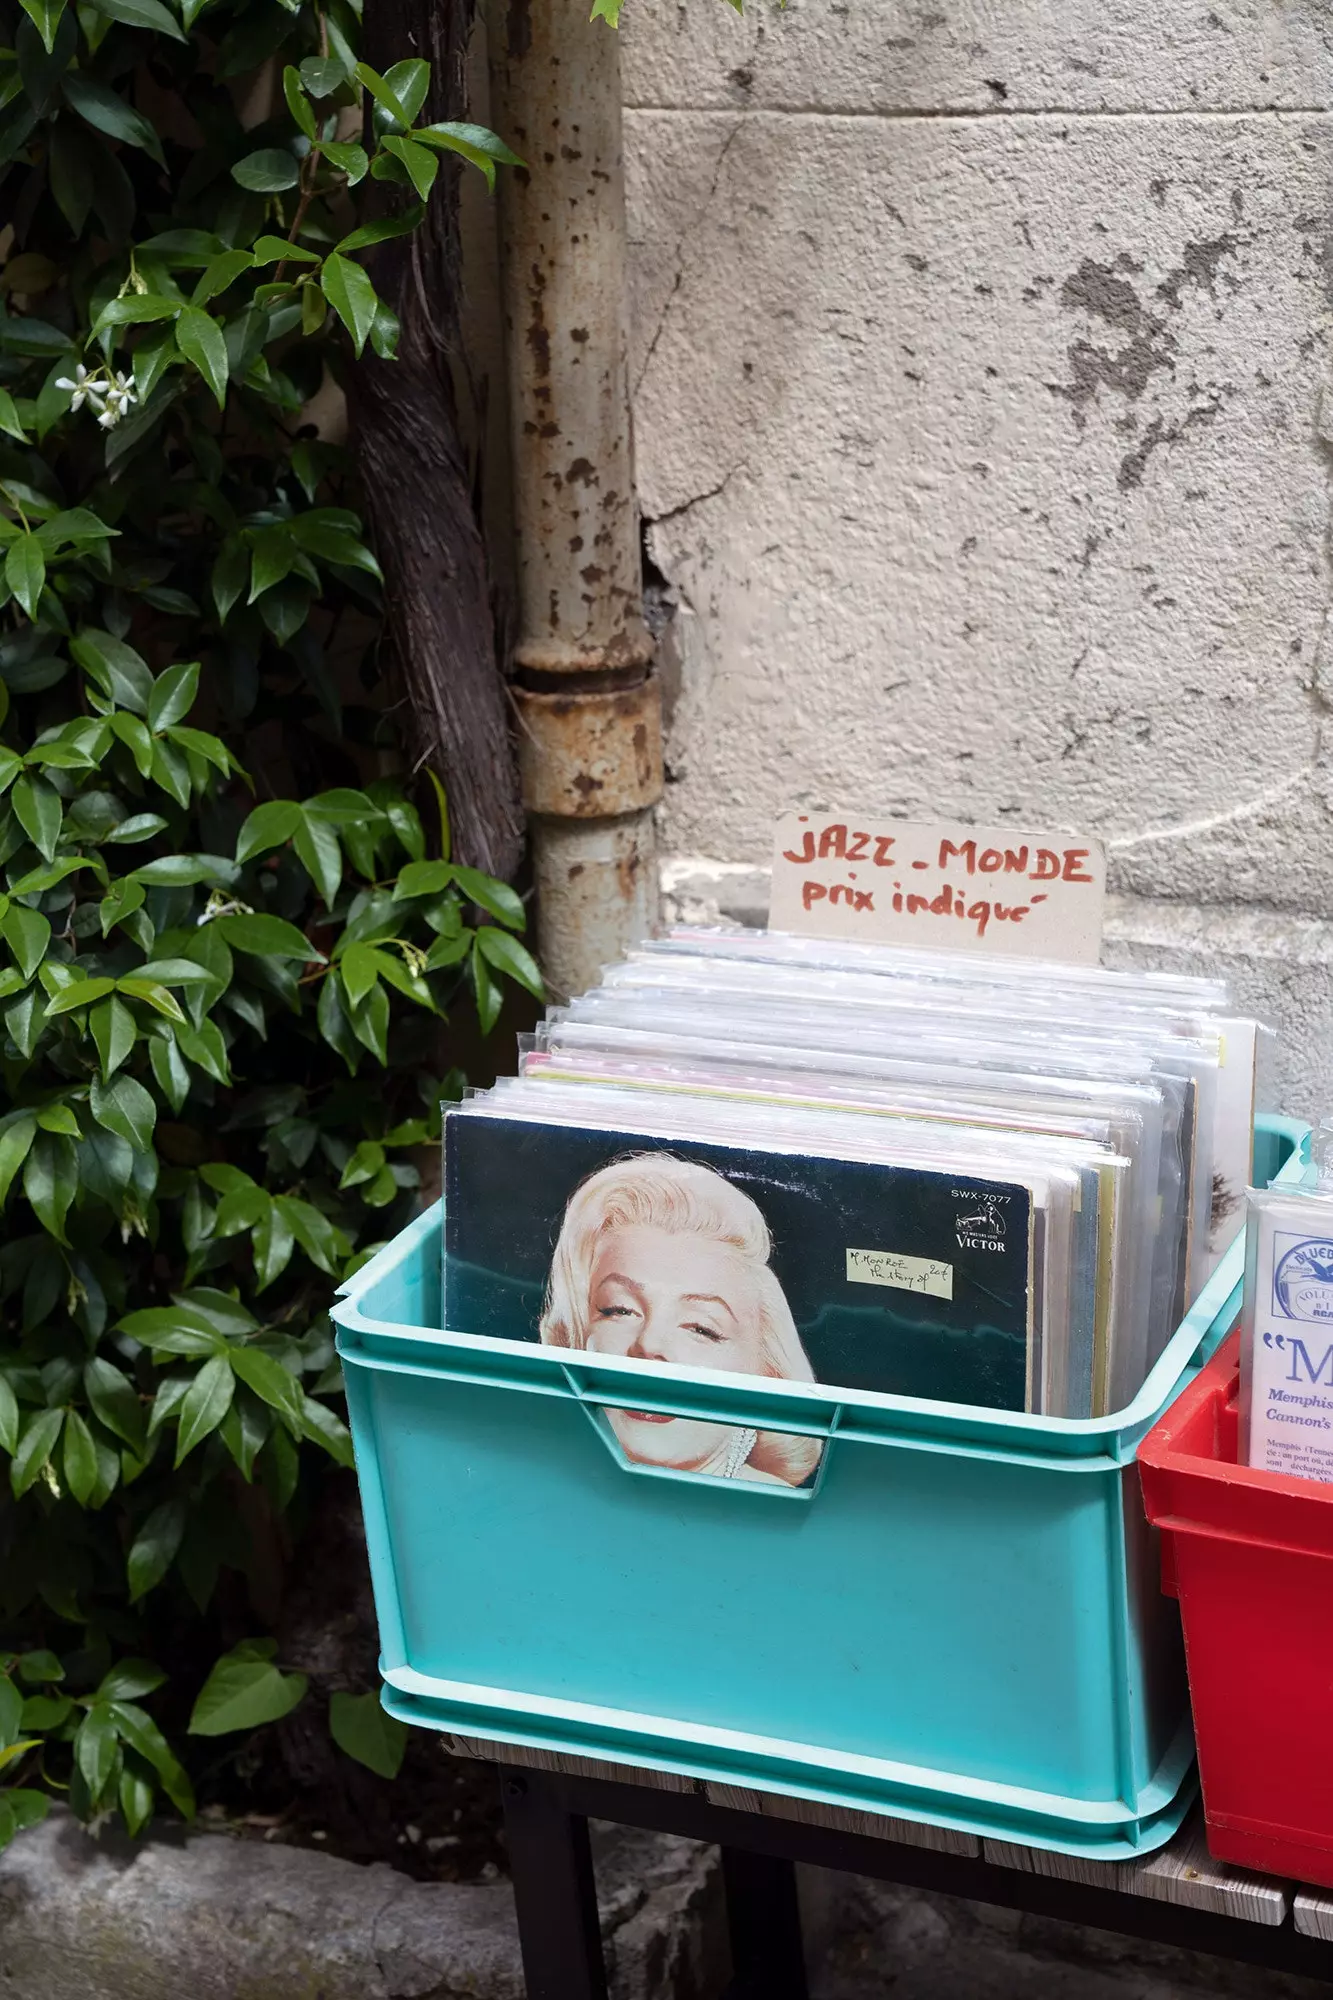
top-left (443, 1076), bottom-right (1127, 1428)
top-left (568, 952), bottom-right (1221, 1405)
top-left (550, 988), bottom-right (1175, 1409)
top-left (638, 932), bottom-right (1226, 1302)
top-left (647, 926), bottom-right (1229, 1013)
top-left (519, 1046), bottom-right (1127, 1417)
top-left (441, 920), bottom-right (1264, 1439)
top-left (1239, 1148), bottom-right (1333, 1481)
top-left (443, 1097), bottom-right (1042, 1471)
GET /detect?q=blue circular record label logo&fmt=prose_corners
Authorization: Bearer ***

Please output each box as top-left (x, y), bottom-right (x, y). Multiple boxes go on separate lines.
top-left (1274, 1237), bottom-right (1333, 1321)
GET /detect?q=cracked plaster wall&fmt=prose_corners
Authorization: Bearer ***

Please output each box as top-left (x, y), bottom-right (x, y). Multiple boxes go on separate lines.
top-left (620, 0), bottom-right (1333, 1092)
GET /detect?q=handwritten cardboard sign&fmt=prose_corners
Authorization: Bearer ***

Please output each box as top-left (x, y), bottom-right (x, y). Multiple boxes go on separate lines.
top-left (770, 814), bottom-right (1107, 964)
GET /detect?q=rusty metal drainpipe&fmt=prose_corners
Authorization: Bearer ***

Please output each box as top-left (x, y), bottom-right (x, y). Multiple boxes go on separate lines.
top-left (487, 0), bottom-right (662, 1001)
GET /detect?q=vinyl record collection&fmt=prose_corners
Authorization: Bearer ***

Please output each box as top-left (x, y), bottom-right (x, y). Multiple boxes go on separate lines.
top-left (442, 928), bottom-right (1271, 1482)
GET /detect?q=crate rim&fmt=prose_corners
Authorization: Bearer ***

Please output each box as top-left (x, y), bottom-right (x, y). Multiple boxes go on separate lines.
top-left (378, 1664), bottom-right (1198, 1829)
top-left (1140, 1326), bottom-right (1333, 1532)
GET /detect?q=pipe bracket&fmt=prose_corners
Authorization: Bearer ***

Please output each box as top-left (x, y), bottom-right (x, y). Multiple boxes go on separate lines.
top-left (514, 634), bottom-right (655, 680)
top-left (514, 673), bottom-right (664, 819)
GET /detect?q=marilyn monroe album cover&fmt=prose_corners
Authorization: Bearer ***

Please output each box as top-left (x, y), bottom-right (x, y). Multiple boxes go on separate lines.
top-left (443, 1112), bottom-right (1035, 1487)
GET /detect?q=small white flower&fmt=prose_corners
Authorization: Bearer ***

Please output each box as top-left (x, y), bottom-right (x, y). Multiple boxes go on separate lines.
top-left (56, 361), bottom-right (94, 411)
top-left (99, 380), bottom-right (138, 428)
top-left (54, 361), bottom-right (139, 427)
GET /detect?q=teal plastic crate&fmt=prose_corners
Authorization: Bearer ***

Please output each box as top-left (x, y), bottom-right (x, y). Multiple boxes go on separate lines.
top-left (331, 1114), bottom-right (1307, 1859)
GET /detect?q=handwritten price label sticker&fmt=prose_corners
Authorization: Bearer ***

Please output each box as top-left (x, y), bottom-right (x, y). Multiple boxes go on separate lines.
top-left (770, 814), bottom-right (1107, 964)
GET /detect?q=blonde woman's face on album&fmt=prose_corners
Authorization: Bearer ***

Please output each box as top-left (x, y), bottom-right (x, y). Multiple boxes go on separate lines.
top-left (586, 1223), bottom-right (768, 1470)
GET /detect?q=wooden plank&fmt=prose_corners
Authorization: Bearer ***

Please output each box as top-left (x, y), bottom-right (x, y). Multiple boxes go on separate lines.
top-left (705, 1782), bottom-right (978, 1856)
top-left (445, 1733), bottom-right (974, 1850)
top-left (1130, 1813), bottom-right (1288, 1925)
top-left (441, 1734), bottom-right (697, 1793)
top-left (443, 1735), bottom-right (1286, 1925)
top-left (1293, 1891), bottom-right (1333, 1941)
top-left (987, 1813), bottom-right (1288, 1924)
top-left (983, 1840), bottom-right (1129, 1891)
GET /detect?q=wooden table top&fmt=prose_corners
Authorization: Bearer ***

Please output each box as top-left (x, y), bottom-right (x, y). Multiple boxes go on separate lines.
top-left (444, 1730), bottom-right (1333, 1937)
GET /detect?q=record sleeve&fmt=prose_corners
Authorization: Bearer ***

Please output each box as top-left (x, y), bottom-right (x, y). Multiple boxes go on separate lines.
top-left (443, 1110), bottom-right (1037, 1485)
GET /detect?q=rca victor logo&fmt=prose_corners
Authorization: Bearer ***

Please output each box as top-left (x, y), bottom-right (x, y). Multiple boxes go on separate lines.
top-left (952, 1191), bottom-right (1009, 1254)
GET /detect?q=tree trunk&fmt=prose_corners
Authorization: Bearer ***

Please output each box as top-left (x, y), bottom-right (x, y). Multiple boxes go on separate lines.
top-left (349, 0), bottom-right (524, 882)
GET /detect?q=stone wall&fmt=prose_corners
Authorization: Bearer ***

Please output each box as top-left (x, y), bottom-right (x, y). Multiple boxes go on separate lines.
top-left (621, 0), bottom-right (1333, 1112)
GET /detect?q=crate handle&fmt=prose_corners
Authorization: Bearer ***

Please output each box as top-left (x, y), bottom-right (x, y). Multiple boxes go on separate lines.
top-left (563, 1365), bottom-right (831, 1500)
top-left (1182, 1272), bottom-right (1243, 1379)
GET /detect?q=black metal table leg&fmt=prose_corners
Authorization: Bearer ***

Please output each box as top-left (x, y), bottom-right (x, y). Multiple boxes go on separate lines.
top-left (722, 1845), bottom-right (810, 2000)
top-left (493, 1758), bottom-right (1333, 1993)
top-left (500, 1769), bottom-right (609, 2000)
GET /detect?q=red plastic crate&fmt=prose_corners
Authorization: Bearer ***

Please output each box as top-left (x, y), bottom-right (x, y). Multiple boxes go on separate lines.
top-left (1139, 1330), bottom-right (1333, 1886)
